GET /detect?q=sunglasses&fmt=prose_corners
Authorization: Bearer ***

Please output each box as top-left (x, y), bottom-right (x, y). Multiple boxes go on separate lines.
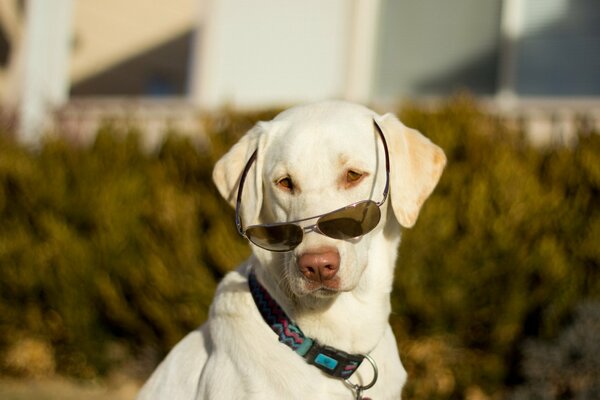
top-left (235, 120), bottom-right (390, 252)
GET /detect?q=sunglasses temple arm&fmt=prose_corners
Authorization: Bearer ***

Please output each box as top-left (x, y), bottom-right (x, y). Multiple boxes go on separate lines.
top-left (373, 119), bottom-right (391, 205)
top-left (235, 149), bottom-right (258, 236)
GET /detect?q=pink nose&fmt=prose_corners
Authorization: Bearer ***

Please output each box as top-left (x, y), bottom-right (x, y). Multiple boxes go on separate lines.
top-left (297, 249), bottom-right (340, 282)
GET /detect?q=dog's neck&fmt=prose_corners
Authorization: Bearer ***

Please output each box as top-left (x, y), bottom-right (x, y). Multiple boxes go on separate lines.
top-left (255, 217), bottom-right (401, 354)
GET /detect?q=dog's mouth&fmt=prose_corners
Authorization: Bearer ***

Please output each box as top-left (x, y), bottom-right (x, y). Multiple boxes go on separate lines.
top-left (300, 277), bottom-right (342, 297)
top-left (313, 287), bottom-right (340, 298)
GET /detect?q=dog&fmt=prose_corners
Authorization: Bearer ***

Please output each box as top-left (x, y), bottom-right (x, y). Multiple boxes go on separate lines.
top-left (137, 101), bottom-right (446, 399)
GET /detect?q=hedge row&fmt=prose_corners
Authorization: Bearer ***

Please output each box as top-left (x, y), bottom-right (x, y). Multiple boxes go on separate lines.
top-left (394, 99), bottom-right (599, 398)
top-left (0, 99), bottom-right (598, 398)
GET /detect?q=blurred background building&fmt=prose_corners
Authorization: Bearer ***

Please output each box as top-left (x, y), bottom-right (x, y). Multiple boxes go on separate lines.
top-left (0, 0), bottom-right (599, 144)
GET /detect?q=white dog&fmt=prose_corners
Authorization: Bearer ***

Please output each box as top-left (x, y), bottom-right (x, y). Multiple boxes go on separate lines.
top-left (137, 101), bottom-right (446, 399)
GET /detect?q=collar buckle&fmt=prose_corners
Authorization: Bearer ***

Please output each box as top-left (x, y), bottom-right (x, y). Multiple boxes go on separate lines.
top-left (304, 342), bottom-right (364, 379)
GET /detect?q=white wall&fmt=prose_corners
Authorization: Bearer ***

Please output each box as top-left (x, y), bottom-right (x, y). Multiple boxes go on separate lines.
top-left (192, 0), bottom-right (353, 109)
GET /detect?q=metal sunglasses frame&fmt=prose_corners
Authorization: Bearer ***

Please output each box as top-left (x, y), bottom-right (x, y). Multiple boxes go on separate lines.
top-left (234, 119), bottom-right (390, 252)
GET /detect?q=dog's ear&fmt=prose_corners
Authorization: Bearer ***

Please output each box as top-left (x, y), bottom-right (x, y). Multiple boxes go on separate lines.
top-left (213, 122), bottom-right (269, 223)
top-left (376, 113), bottom-right (446, 228)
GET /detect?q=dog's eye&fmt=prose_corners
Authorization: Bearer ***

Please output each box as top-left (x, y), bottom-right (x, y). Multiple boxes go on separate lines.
top-left (346, 170), bottom-right (363, 183)
top-left (277, 177), bottom-right (294, 192)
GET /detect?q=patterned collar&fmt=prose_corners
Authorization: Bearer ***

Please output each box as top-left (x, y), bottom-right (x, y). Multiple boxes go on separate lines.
top-left (248, 271), bottom-right (364, 380)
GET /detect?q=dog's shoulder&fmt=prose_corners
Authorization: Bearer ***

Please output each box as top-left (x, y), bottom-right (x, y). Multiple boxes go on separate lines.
top-left (136, 324), bottom-right (210, 399)
top-left (209, 259), bottom-right (256, 318)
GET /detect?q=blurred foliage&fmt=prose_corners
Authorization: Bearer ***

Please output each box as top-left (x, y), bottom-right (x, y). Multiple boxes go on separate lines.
top-left (0, 115), bottom-right (263, 378)
top-left (394, 97), bottom-right (600, 399)
top-left (0, 98), bottom-right (598, 398)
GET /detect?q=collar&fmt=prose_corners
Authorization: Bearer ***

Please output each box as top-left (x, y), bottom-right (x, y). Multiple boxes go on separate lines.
top-left (248, 271), bottom-right (364, 380)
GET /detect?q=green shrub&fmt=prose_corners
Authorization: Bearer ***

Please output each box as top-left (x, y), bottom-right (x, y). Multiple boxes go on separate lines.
top-left (393, 97), bottom-right (600, 399)
top-left (0, 126), bottom-right (228, 377)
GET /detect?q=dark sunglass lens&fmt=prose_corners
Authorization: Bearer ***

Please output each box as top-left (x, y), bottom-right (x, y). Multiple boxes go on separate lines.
top-left (246, 224), bottom-right (303, 252)
top-left (317, 201), bottom-right (381, 240)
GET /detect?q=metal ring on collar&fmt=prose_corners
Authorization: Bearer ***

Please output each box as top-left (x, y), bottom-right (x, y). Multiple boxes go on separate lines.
top-left (343, 353), bottom-right (378, 392)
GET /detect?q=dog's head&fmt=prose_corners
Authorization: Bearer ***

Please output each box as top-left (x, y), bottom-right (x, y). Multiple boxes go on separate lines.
top-left (213, 101), bottom-right (445, 299)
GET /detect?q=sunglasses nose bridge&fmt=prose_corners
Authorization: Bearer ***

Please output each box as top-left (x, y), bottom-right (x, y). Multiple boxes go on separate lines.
top-left (302, 222), bottom-right (319, 234)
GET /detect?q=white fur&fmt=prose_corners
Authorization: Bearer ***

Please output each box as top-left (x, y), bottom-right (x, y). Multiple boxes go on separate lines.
top-left (137, 101), bottom-right (446, 399)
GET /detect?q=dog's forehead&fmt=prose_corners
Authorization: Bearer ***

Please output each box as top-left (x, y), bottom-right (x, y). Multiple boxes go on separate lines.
top-left (267, 104), bottom-right (378, 163)
top-left (266, 124), bottom-right (374, 176)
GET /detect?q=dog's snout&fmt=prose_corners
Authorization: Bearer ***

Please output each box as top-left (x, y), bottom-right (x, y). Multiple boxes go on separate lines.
top-left (297, 250), bottom-right (340, 283)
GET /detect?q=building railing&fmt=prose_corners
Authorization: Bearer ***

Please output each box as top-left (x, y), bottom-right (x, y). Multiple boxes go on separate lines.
top-left (55, 96), bottom-right (600, 149)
